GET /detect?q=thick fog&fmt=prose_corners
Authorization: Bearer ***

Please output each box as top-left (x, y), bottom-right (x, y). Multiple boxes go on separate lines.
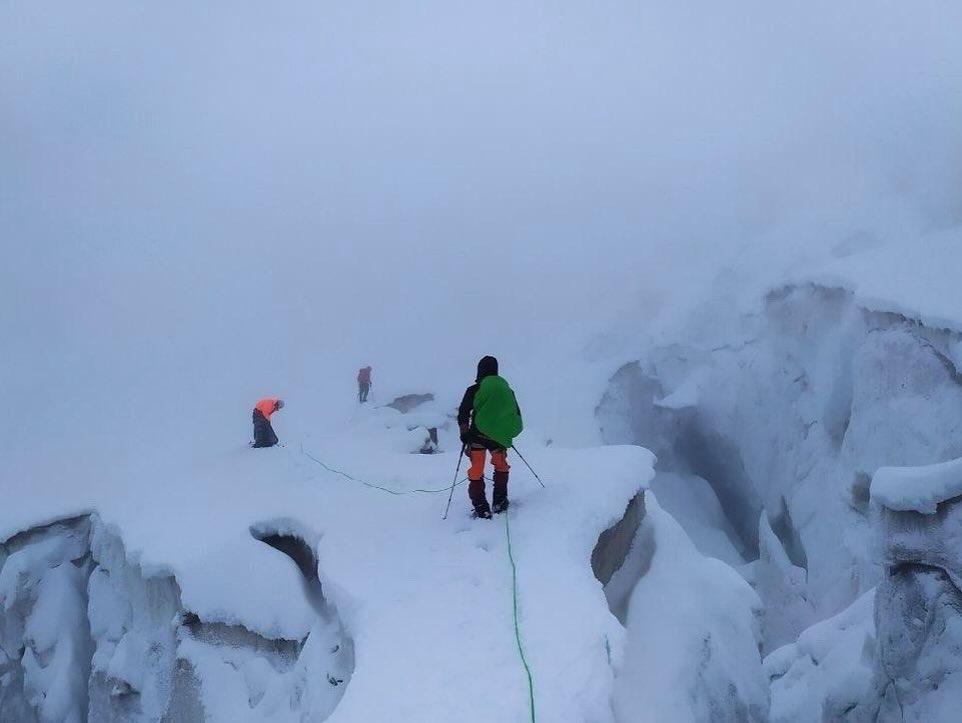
top-left (2, 1), bottom-right (961, 460)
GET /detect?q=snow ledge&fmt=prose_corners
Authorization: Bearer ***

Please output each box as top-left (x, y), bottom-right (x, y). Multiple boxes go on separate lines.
top-left (871, 457), bottom-right (962, 514)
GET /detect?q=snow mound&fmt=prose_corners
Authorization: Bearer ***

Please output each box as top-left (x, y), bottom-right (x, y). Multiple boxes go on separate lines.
top-left (765, 589), bottom-right (875, 722)
top-left (871, 457), bottom-right (962, 514)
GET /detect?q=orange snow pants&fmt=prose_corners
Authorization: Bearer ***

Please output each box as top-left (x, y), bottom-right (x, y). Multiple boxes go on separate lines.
top-left (468, 448), bottom-right (510, 481)
top-left (467, 446), bottom-right (510, 507)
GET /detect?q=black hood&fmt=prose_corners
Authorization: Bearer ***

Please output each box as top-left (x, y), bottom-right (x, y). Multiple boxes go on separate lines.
top-left (476, 355), bottom-right (499, 381)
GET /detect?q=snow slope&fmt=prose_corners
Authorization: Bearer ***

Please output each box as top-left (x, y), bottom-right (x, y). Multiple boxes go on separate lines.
top-left (0, 412), bottom-right (653, 722)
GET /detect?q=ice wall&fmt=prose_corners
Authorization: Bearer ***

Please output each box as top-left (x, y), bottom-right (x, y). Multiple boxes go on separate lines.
top-left (598, 284), bottom-right (962, 653)
top-left (0, 514), bottom-right (352, 723)
top-left (860, 461), bottom-right (962, 721)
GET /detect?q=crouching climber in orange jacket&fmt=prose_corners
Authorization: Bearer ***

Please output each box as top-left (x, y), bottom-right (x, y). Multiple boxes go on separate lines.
top-left (252, 398), bottom-right (284, 448)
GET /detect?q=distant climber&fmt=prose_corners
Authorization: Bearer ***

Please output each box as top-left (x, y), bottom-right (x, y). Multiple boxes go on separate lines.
top-left (357, 366), bottom-right (372, 403)
top-left (457, 356), bottom-right (523, 518)
top-left (252, 398), bottom-right (284, 448)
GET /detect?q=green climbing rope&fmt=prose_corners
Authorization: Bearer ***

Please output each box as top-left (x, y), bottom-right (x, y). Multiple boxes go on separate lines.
top-left (302, 442), bottom-right (535, 720)
top-left (504, 510), bottom-right (536, 723)
top-left (300, 445), bottom-right (467, 495)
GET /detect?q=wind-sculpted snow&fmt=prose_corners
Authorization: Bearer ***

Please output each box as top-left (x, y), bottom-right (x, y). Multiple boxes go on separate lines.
top-left (611, 497), bottom-right (768, 722)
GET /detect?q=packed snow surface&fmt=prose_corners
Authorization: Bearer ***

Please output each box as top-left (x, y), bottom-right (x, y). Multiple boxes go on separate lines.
top-left (1, 406), bottom-right (653, 722)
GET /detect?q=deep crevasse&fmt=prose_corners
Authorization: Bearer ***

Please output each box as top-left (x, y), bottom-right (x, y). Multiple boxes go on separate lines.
top-left (600, 283), bottom-right (962, 720)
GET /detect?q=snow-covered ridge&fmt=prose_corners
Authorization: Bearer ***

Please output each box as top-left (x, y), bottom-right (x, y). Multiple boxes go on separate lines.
top-left (785, 229), bottom-right (962, 335)
top-left (1, 420), bottom-right (654, 722)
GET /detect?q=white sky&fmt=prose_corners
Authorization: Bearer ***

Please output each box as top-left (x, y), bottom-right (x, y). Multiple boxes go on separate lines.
top-left (2, 0), bottom-right (961, 455)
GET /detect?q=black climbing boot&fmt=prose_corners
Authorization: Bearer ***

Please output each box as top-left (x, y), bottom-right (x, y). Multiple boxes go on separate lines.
top-left (469, 478), bottom-right (491, 519)
top-left (472, 500), bottom-right (492, 519)
top-left (492, 471), bottom-right (509, 514)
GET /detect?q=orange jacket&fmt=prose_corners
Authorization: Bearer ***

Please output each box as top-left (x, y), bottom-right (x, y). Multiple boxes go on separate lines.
top-left (255, 398), bottom-right (279, 418)
top-left (357, 367), bottom-right (372, 384)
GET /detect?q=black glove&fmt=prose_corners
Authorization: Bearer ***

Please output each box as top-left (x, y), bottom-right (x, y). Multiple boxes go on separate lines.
top-left (459, 430), bottom-right (471, 446)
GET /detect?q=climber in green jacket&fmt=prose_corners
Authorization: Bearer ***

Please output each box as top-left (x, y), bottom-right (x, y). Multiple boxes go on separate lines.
top-left (457, 355), bottom-right (523, 518)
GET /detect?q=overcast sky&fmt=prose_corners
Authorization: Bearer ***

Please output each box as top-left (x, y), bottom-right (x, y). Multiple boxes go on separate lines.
top-left (2, 1), bottom-right (961, 454)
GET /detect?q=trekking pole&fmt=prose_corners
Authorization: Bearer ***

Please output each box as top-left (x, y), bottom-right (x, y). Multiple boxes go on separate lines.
top-left (511, 445), bottom-right (546, 488)
top-left (443, 444), bottom-right (467, 520)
